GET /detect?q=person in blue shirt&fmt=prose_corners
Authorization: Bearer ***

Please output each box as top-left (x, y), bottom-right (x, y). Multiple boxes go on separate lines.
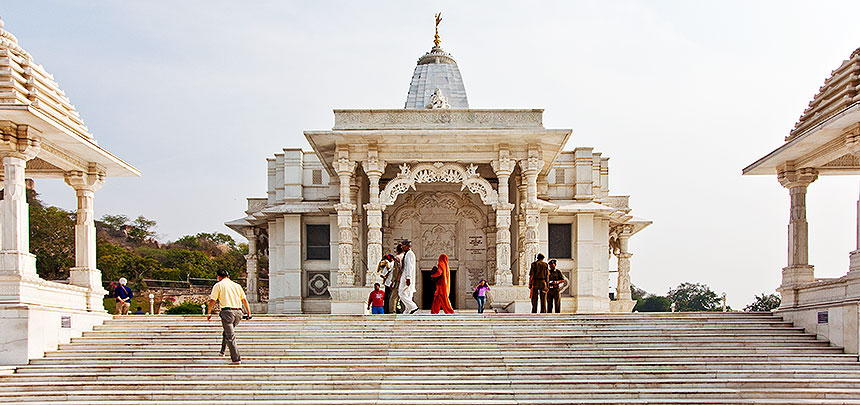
top-left (115, 278), bottom-right (133, 315)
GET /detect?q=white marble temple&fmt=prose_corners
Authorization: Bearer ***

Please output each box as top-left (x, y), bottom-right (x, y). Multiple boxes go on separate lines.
top-left (228, 39), bottom-right (650, 314)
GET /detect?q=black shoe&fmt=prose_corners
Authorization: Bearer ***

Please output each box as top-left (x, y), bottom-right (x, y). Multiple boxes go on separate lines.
top-left (409, 308), bottom-right (419, 314)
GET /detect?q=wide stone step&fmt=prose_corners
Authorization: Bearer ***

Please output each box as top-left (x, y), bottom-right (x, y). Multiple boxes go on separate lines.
top-left (5, 378), bottom-right (860, 395)
top-left (6, 369), bottom-right (860, 382)
top-left (4, 387), bottom-right (860, 401)
top-left (28, 354), bottom-right (859, 366)
top-left (42, 347), bottom-right (846, 359)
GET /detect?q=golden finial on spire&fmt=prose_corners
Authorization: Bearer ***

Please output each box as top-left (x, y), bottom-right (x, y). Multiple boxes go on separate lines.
top-left (433, 12), bottom-right (442, 47)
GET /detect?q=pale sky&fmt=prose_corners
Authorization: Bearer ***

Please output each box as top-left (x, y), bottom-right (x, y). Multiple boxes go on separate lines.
top-left (4, 1), bottom-right (860, 308)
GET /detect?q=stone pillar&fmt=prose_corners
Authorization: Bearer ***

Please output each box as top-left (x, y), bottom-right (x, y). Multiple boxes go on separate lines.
top-left (777, 165), bottom-right (818, 288)
top-left (64, 166), bottom-right (107, 311)
top-left (519, 151), bottom-right (543, 286)
top-left (516, 178), bottom-right (528, 285)
top-left (244, 229), bottom-right (259, 303)
top-left (574, 213), bottom-right (596, 311)
top-left (615, 225), bottom-right (634, 301)
top-left (350, 179), bottom-right (362, 285)
top-left (0, 126), bottom-right (40, 278)
top-left (492, 150), bottom-right (516, 286)
top-left (333, 147), bottom-right (356, 286)
top-left (845, 124), bottom-right (860, 273)
top-left (362, 149), bottom-right (385, 287)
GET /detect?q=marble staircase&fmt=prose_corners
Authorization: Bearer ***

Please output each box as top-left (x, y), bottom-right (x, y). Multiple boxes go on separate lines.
top-left (2, 312), bottom-right (860, 404)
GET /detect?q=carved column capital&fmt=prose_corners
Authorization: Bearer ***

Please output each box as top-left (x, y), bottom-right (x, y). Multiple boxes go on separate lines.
top-left (361, 147), bottom-right (386, 177)
top-left (491, 153), bottom-right (516, 177)
top-left (0, 123), bottom-right (41, 161)
top-left (777, 165), bottom-right (818, 189)
top-left (64, 165), bottom-right (106, 193)
top-left (333, 157), bottom-right (356, 177)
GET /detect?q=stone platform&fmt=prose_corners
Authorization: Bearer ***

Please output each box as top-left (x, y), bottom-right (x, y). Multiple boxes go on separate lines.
top-left (1, 313), bottom-right (860, 404)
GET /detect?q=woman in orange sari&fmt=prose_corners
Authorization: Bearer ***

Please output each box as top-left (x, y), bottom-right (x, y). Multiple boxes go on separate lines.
top-left (430, 254), bottom-right (455, 314)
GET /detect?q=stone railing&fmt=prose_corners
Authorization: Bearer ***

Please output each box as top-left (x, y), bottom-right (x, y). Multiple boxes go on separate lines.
top-left (246, 198), bottom-right (267, 214)
top-left (605, 195), bottom-right (630, 212)
top-left (333, 109), bottom-right (544, 130)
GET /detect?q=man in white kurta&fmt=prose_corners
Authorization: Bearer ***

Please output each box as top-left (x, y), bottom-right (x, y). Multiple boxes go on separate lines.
top-left (398, 240), bottom-right (419, 314)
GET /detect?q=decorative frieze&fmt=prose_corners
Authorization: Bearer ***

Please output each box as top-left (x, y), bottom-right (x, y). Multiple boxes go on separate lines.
top-left (333, 109), bottom-right (544, 130)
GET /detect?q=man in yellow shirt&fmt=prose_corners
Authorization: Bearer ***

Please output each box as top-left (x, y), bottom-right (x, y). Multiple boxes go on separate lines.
top-left (207, 269), bottom-right (251, 365)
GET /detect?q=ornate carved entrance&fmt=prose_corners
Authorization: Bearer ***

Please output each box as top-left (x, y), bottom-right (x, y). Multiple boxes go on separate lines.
top-left (384, 189), bottom-right (490, 309)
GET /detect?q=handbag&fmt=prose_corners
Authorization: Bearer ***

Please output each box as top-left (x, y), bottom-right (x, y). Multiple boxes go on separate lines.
top-left (472, 288), bottom-right (479, 300)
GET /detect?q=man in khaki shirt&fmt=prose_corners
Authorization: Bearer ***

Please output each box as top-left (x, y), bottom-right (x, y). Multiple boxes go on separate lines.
top-left (207, 269), bottom-right (251, 364)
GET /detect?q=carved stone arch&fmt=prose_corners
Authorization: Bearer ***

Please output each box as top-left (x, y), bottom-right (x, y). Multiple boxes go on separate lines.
top-left (379, 162), bottom-right (499, 207)
top-left (458, 205), bottom-right (487, 228)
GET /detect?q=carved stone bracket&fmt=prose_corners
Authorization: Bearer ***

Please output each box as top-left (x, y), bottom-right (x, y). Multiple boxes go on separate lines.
top-left (841, 123), bottom-right (860, 160)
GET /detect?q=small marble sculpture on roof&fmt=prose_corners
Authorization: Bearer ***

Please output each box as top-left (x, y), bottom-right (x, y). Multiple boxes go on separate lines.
top-left (426, 88), bottom-right (451, 109)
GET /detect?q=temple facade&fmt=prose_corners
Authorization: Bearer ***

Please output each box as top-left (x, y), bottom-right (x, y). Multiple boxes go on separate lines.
top-left (228, 39), bottom-right (650, 314)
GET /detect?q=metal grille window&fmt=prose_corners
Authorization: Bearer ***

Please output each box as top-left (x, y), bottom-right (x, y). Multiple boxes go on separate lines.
top-left (548, 223), bottom-right (572, 259)
top-left (555, 168), bottom-right (565, 184)
top-left (312, 169), bottom-right (323, 185)
top-left (306, 224), bottom-right (330, 260)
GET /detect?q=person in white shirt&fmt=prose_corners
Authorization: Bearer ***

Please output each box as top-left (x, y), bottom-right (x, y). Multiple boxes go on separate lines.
top-left (398, 240), bottom-right (419, 314)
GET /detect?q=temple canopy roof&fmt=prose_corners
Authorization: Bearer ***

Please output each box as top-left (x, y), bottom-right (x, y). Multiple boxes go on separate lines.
top-left (0, 17), bottom-right (138, 178)
top-left (744, 46), bottom-right (860, 176)
top-left (404, 45), bottom-right (469, 109)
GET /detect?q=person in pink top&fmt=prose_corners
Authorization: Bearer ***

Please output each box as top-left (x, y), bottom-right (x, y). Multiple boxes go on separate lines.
top-left (473, 279), bottom-right (491, 313)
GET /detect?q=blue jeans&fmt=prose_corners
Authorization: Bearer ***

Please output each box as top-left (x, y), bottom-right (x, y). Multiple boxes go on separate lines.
top-left (476, 296), bottom-right (486, 313)
top-left (371, 306), bottom-right (384, 314)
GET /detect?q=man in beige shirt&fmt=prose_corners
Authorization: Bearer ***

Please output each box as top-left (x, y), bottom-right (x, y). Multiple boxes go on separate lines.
top-left (207, 269), bottom-right (251, 365)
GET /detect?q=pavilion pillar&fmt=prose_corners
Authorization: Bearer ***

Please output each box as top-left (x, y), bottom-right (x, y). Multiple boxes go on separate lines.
top-left (519, 150), bottom-right (543, 286)
top-left (615, 225), bottom-right (633, 301)
top-left (333, 147), bottom-right (356, 286)
top-left (362, 149), bottom-right (385, 287)
top-left (777, 165), bottom-right (818, 289)
top-left (845, 124), bottom-right (860, 273)
top-left (244, 229), bottom-right (259, 303)
top-left (64, 166), bottom-right (107, 311)
top-left (492, 150), bottom-right (516, 286)
top-left (0, 126), bottom-right (40, 279)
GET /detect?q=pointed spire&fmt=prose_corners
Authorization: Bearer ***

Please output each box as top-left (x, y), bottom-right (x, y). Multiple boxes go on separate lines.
top-left (433, 12), bottom-right (442, 48)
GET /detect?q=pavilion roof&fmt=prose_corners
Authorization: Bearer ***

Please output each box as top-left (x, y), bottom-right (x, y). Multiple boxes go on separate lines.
top-left (744, 46), bottom-right (860, 176)
top-left (0, 17), bottom-right (139, 178)
top-left (789, 47), bottom-right (860, 142)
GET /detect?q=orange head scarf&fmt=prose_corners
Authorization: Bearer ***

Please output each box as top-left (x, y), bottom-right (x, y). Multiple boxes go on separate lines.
top-left (437, 254), bottom-right (450, 295)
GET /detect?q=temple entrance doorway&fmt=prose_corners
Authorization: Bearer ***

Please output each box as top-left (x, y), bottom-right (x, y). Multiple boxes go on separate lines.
top-left (384, 186), bottom-right (491, 309)
top-left (421, 269), bottom-right (458, 309)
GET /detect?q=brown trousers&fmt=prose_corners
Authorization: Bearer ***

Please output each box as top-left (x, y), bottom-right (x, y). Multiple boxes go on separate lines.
top-left (531, 288), bottom-right (547, 313)
top-left (115, 300), bottom-right (130, 315)
top-left (219, 309), bottom-right (242, 362)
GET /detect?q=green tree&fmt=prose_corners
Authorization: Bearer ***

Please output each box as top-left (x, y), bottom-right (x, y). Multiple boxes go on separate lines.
top-left (635, 295), bottom-right (671, 312)
top-left (667, 282), bottom-right (720, 312)
top-left (28, 190), bottom-right (75, 280)
top-left (744, 292), bottom-right (781, 312)
top-left (99, 214), bottom-right (130, 235)
top-left (127, 216), bottom-right (157, 242)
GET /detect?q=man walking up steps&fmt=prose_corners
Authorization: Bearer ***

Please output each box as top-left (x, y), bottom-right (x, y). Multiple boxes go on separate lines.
top-left (207, 269), bottom-right (251, 365)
